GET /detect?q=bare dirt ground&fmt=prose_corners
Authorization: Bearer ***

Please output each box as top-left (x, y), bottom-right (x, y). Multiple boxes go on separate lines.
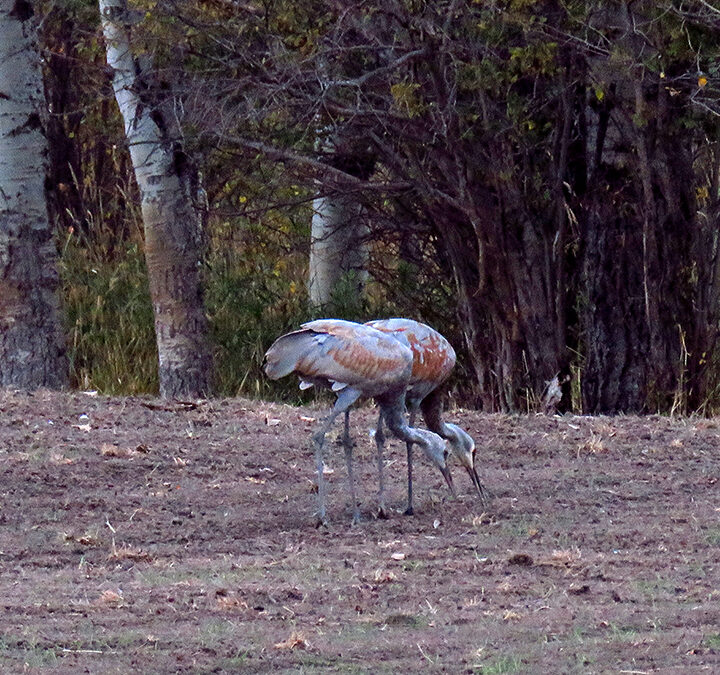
top-left (0, 389), bottom-right (719, 674)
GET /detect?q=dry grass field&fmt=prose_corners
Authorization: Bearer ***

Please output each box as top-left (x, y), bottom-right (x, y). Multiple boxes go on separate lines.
top-left (0, 389), bottom-right (719, 673)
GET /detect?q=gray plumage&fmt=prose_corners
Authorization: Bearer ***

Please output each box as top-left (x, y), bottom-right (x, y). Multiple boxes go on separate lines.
top-left (264, 319), bottom-right (454, 525)
top-left (366, 318), bottom-right (491, 514)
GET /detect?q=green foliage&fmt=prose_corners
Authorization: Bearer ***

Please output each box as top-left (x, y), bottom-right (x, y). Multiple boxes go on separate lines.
top-left (60, 235), bottom-right (158, 394)
top-left (390, 81), bottom-right (425, 118)
top-left (326, 270), bottom-right (370, 321)
top-left (508, 42), bottom-right (558, 79)
top-left (58, 208), bottom-right (312, 399)
top-left (205, 227), bottom-right (311, 401)
top-left (474, 654), bottom-right (525, 674)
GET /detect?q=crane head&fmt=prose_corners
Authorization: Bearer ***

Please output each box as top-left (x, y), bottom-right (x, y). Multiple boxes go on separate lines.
top-left (414, 429), bottom-right (455, 495)
top-left (445, 423), bottom-right (487, 501)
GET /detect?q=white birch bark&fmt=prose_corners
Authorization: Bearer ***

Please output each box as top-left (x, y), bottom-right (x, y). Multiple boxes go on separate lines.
top-left (99, 0), bottom-right (212, 397)
top-left (309, 192), bottom-right (368, 311)
top-left (0, 0), bottom-right (67, 388)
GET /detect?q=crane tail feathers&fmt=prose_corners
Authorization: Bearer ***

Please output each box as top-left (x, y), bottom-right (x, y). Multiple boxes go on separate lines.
top-left (263, 330), bottom-right (318, 380)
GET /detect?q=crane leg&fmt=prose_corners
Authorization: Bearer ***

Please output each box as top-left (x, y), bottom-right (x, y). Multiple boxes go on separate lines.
top-left (404, 408), bottom-right (417, 515)
top-left (374, 412), bottom-right (388, 519)
top-left (312, 414), bottom-right (337, 527)
top-left (343, 411), bottom-right (361, 525)
top-left (311, 388), bottom-right (361, 526)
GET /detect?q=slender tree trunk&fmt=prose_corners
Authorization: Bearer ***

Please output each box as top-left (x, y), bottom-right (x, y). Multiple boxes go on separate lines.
top-left (309, 191), bottom-right (368, 313)
top-left (99, 0), bottom-right (212, 398)
top-left (688, 141), bottom-right (720, 411)
top-left (308, 125), bottom-right (374, 314)
top-left (481, 208), bottom-right (565, 412)
top-left (0, 0), bottom-right (67, 389)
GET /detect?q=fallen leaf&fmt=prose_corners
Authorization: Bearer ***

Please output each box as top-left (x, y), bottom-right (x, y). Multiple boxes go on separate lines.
top-left (373, 569), bottom-right (397, 583)
top-left (468, 513), bottom-right (494, 527)
top-left (539, 549), bottom-right (582, 567)
top-left (100, 444), bottom-right (137, 458)
top-left (97, 589), bottom-right (124, 606)
top-left (274, 631), bottom-right (308, 650)
top-left (503, 610), bottom-right (523, 621)
top-left (109, 543), bottom-right (151, 562)
top-left (216, 595), bottom-right (249, 610)
top-left (64, 533), bottom-right (101, 547)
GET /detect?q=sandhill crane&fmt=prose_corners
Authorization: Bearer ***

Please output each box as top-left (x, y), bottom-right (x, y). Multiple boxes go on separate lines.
top-left (264, 319), bottom-right (454, 525)
top-left (366, 318), bottom-right (491, 514)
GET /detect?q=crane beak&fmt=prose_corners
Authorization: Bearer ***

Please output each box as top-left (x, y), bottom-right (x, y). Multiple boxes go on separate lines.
top-left (466, 465), bottom-right (491, 505)
top-left (440, 465), bottom-right (456, 497)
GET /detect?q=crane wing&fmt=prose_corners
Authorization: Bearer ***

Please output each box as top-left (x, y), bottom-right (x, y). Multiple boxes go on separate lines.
top-left (264, 319), bottom-right (413, 396)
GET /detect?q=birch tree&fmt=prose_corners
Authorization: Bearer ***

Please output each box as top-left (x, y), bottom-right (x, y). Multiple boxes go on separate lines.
top-left (0, 0), bottom-right (67, 389)
top-left (99, 0), bottom-right (212, 398)
top-left (309, 193), bottom-right (368, 312)
top-left (308, 64), bottom-right (373, 314)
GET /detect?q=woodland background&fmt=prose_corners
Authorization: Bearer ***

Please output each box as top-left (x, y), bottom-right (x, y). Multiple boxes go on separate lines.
top-left (2, 0), bottom-right (720, 414)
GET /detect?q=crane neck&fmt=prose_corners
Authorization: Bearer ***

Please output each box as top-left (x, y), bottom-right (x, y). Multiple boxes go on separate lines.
top-left (419, 388), bottom-right (445, 436)
top-left (382, 400), bottom-right (427, 447)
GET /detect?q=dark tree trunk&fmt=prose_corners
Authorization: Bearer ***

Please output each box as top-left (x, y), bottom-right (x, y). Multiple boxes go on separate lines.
top-left (429, 188), bottom-right (566, 413)
top-left (688, 182), bottom-right (720, 412)
top-left (580, 166), bottom-right (649, 413)
top-left (580, 61), bottom-right (700, 413)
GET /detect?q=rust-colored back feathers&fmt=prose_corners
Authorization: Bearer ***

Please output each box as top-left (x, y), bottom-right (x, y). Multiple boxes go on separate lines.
top-left (264, 319), bottom-right (413, 398)
top-left (366, 318), bottom-right (456, 401)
